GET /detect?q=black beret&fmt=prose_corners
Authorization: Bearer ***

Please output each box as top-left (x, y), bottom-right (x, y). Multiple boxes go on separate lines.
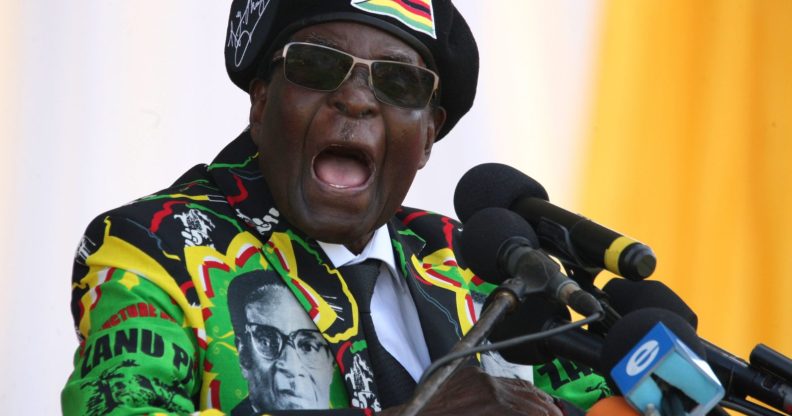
top-left (225, 0), bottom-right (479, 140)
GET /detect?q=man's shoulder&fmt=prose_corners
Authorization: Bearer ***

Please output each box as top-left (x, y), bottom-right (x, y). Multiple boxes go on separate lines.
top-left (77, 162), bottom-right (243, 261)
top-left (93, 163), bottom-right (222, 225)
top-left (94, 130), bottom-right (256, 221)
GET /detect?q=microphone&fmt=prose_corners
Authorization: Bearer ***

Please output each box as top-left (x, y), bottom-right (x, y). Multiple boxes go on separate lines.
top-left (602, 279), bottom-right (792, 414)
top-left (454, 163), bottom-right (656, 280)
top-left (460, 207), bottom-right (602, 316)
top-left (401, 210), bottom-right (603, 416)
top-left (601, 308), bottom-right (724, 416)
top-left (751, 344), bottom-right (792, 387)
top-left (489, 295), bottom-right (724, 415)
top-left (602, 278), bottom-right (699, 329)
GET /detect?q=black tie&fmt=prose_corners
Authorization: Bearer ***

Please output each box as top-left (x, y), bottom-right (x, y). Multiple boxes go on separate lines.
top-left (339, 260), bottom-right (417, 408)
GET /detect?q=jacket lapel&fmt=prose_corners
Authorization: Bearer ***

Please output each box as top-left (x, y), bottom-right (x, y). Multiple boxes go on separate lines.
top-left (388, 218), bottom-right (481, 362)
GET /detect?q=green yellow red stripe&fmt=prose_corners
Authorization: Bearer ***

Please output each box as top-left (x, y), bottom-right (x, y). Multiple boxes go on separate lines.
top-left (352, 0), bottom-right (435, 37)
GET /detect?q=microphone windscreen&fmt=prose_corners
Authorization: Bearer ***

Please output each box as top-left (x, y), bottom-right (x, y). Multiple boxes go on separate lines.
top-left (454, 163), bottom-right (548, 223)
top-left (586, 396), bottom-right (641, 416)
top-left (488, 294), bottom-right (572, 364)
top-left (460, 207), bottom-right (539, 284)
top-left (602, 279), bottom-right (699, 329)
top-left (599, 308), bottom-right (705, 389)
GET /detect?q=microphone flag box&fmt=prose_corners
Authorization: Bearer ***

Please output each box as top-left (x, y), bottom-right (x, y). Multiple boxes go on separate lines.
top-left (610, 322), bottom-right (725, 416)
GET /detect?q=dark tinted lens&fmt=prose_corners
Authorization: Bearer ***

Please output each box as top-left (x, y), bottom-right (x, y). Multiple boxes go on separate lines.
top-left (284, 44), bottom-right (353, 91)
top-left (371, 62), bottom-right (436, 108)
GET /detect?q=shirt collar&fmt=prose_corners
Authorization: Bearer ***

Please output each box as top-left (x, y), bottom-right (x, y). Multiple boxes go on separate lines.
top-left (318, 224), bottom-right (397, 276)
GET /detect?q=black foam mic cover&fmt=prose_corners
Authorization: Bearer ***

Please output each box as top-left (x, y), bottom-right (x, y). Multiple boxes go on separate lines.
top-left (602, 279), bottom-right (699, 329)
top-left (602, 279), bottom-right (792, 413)
top-left (454, 163), bottom-right (656, 280)
top-left (454, 163), bottom-right (548, 223)
top-left (460, 207), bottom-right (540, 284)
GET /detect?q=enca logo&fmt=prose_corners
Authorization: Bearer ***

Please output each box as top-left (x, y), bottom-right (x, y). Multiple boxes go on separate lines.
top-left (626, 340), bottom-right (660, 376)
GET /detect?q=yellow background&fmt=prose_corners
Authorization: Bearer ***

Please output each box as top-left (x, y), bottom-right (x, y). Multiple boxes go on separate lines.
top-left (584, 0), bottom-right (792, 361)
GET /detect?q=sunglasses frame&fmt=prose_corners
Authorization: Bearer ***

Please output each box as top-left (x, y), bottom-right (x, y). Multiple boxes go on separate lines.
top-left (274, 41), bottom-right (440, 109)
top-left (245, 322), bottom-right (329, 367)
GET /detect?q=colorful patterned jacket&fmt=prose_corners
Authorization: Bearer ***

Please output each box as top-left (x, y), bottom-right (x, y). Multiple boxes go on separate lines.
top-left (62, 131), bottom-right (609, 415)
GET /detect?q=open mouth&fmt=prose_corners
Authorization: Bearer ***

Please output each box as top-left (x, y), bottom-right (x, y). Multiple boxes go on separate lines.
top-left (313, 145), bottom-right (373, 189)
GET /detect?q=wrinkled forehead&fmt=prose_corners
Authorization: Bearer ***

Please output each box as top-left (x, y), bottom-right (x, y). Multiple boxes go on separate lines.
top-left (244, 285), bottom-right (314, 334)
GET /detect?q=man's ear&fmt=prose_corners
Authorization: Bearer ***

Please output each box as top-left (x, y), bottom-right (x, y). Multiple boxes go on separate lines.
top-left (418, 106), bottom-right (446, 169)
top-left (249, 78), bottom-right (268, 125)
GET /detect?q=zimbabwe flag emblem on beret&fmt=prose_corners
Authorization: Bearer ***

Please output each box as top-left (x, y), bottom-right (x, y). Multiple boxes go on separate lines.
top-left (351, 0), bottom-right (437, 39)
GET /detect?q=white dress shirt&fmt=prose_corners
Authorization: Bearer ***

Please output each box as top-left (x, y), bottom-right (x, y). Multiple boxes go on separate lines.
top-left (318, 224), bottom-right (432, 382)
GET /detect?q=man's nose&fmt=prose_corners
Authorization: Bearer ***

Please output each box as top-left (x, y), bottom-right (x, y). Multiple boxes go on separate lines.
top-left (329, 65), bottom-right (379, 118)
top-left (274, 342), bottom-right (305, 373)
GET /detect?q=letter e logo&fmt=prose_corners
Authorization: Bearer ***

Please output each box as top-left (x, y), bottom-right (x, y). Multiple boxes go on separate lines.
top-left (626, 340), bottom-right (659, 376)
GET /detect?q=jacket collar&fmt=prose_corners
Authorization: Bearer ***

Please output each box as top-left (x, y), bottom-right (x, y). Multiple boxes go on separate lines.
top-left (207, 129), bottom-right (288, 243)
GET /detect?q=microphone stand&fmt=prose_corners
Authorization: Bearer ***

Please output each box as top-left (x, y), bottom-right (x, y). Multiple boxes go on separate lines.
top-left (398, 280), bottom-right (526, 416)
top-left (563, 262), bottom-right (622, 330)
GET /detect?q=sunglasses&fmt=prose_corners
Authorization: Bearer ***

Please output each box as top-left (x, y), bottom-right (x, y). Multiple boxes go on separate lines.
top-left (274, 42), bottom-right (439, 109)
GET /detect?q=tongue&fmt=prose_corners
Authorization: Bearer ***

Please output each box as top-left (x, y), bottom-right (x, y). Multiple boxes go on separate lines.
top-left (314, 153), bottom-right (370, 188)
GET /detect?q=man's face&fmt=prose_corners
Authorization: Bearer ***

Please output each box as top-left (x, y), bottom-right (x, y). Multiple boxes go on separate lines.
top-left (249, 22), bottom-right (446, 253)
top-left (240, 286), bottom-right (334, 410)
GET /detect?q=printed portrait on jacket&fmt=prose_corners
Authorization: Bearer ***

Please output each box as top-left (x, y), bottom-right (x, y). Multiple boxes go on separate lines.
top-left (228, 271), bottom-right (335, 413)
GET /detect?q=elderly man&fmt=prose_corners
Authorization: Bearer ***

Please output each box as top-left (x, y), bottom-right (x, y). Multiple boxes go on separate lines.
top-left (63, 1), bottom-right (606, 414)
